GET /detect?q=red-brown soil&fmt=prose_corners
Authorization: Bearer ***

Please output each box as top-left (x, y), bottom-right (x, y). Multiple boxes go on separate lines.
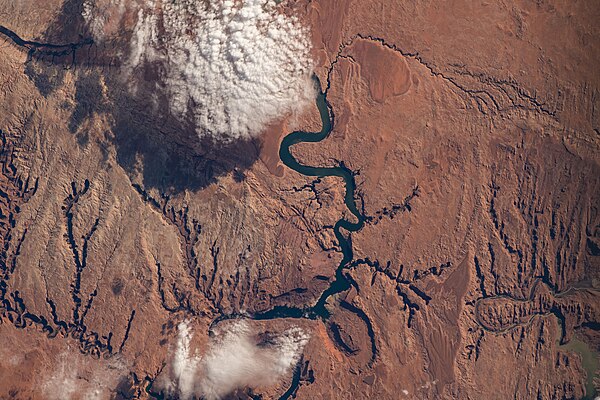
top-left (0, 0), bottom-right (598, 399)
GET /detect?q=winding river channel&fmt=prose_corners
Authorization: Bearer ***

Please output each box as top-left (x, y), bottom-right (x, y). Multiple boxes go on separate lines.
top-left (206, 77), bottom-right (364, 326)
top-left (2, 23), bottom-right (597, 400)
top-left (255, 77), bottom-right (365, 321)
top-left (265, 77), bottom-right (366, 399)
top-left (147, 78), bottom-right (365, 399)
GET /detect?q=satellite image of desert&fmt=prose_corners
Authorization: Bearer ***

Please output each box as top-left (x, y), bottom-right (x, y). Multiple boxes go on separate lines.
top-left (0, 0), bottom-right (598, 399)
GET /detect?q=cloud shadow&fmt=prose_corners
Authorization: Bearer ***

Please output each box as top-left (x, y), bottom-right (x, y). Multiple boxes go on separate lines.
top-left (25, 0), bottom-right (262, 195)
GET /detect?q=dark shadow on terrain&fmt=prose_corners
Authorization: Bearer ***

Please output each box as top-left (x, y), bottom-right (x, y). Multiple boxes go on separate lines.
top-left (109, 84), bottom-right (261, 193)
top-left (37, 0), bottom-right (90, 44)
top-left (21, 0), bottom-right (261, 194)
top-left (113, 374), bottom-right (137, 400)
top-left (24, 60), bottom-right (66, 98)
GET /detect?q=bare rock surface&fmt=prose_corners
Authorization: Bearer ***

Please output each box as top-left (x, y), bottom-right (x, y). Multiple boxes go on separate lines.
top-left (0, 0), bottom-right (599, 399)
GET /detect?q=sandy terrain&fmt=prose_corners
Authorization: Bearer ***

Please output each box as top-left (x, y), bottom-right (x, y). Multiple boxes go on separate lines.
top-left (0, 0), bottom-right (598, 399)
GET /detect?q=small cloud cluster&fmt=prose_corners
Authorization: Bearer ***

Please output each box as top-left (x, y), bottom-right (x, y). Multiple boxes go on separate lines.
top-left (161, 320), bottom-right (309, 400)
top-left (41, 351), bottom-right (126, 400)
top-left (82, 0), bottom-right (126, 41)
top-left (83, 0), bottom-right (314, 141)
top-left (165, 320), bottom-right (202, 399)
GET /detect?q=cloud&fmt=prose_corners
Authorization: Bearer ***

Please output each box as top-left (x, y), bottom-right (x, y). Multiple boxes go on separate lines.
top-left (161, 320), bottom-right (203, 398)
top-left (161, 320), bottom-right (309, 400)
top-left (82, 0), bottom-right (129, 41)
top-left (83, 0), bottom-right (315, 141)
top-left (41, 351), bottom-right (127, 400)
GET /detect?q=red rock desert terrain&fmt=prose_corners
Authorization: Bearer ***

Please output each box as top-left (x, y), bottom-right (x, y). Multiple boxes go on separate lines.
top-left (0, 0), bottom-right (598, 399)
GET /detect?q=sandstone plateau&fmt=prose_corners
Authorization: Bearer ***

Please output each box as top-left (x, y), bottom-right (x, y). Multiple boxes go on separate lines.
top-left (0, 0), bottom-right (599, 399)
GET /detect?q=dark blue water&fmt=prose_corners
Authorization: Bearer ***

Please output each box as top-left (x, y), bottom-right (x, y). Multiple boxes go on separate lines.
top-left (256, 78), bottom-right (365, 321)
top-left (148, 78), bottom-right (365, 400)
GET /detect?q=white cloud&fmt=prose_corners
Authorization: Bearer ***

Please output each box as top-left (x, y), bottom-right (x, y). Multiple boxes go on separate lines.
top-left (41, 351), bottom-right (127, 400)
top-left (161, 320), bottom-right (310, 400)
top-left (42, 357), bottom-right (77, 400)
top-left (163, 320), bottom-right (203, 399)
top-left (82, 0), bottom-right (128, 41)
top-left (83, 0), bottom-right (315, 141)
